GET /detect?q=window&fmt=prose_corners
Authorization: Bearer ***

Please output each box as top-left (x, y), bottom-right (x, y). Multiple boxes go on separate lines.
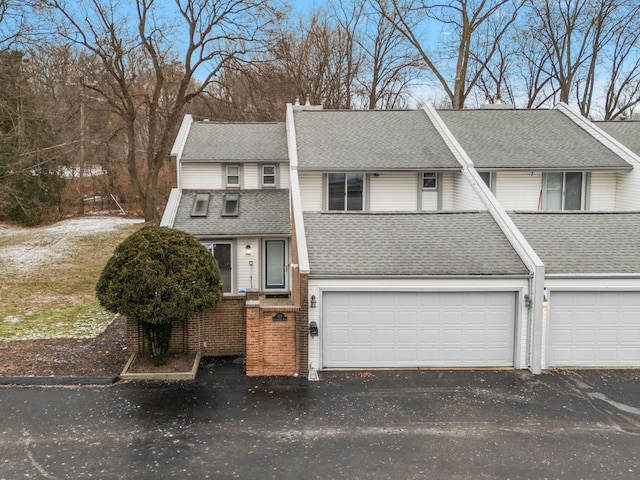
top-left (222, 192), bottom-right (239, 216)
top-left (422, 172), bottom-right (437, 190)
top-left (262, 165), bottom-right (276, 187)
top-left (543, 172), bottom-right (584, 210)
top-left (479, 172), bottom-right (495, 193)
top-left (328, 173), bottom-right (364, 211)
top-left (202, 242), bottom-right (232, 293)
top-left (191, 193), bottom-right (210, 217)
top-left (226, 165), bottom-right (240, 187)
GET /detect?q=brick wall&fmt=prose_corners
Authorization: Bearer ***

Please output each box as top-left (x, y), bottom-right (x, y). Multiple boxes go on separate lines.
top-left (245, 302), bottom-right (299, 376)
top-left (123, 295), bottom-right (246, 356)
top-left (198, 295), bottom-right (246, 356)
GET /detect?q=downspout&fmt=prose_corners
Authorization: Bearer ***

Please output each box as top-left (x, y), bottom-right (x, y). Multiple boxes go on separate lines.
top-left (424, 105), bottom-right (546, 374)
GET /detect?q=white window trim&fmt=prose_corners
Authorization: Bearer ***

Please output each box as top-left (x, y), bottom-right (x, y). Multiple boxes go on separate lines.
top-left (541, 172), bottom-right (587, 211)
top-left (261, 164), bottom-right (277, 188)
top-left (226, 165), bottom-right (241, 188)
top-left (422, 171), bottom-right (438, 190)
top-left (325, 172), bottom-right (366, 211)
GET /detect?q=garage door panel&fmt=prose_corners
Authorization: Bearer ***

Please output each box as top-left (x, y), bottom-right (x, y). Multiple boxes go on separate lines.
top-left (548, 291), bottom-right (640, 367)
top-left (323, 291), bottom-right (515, 368)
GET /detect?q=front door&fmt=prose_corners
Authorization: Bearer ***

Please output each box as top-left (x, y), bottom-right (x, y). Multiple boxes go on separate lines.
top-left (265, 240), bottom-right (286, 289)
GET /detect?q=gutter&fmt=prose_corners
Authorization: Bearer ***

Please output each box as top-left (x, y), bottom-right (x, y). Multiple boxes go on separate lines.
top-left (308, 274), bottom-right (531, 280)
top-left (545, 273), bottom-right (640, 279)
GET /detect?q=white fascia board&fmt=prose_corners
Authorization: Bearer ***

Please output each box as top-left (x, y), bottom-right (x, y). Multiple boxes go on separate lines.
top-left (160, 188), bottom-right (182, 227)
top-left (554, 102), bottom-right (640, 167)
top-left (171, 115), bottom-right (193, 188)
top-left (286, 103), bottom-right (310, 274)
top-left (425, 104), bottom-right (545, 374)
top-left (171, 114), bottom-right (193, 158)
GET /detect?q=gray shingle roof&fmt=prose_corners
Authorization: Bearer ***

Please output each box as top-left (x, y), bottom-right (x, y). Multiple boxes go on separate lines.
top-left (181, 122), bottom-right (288, 162)
top-left (510, 211), bottom-right (640, 274)
top-left (293, 109), bottom-right (461, 171)
top-left (438, 109), bottom-right (632, 170)
top-left (173, 189), bottom-right (290, 236)
top-left (596, 121), bottom-right (640, 157)
top-left (303, 211), bottom-right (528, 276)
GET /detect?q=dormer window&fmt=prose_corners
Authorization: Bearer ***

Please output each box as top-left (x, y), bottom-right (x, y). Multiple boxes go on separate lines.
top-left (222, 192), bottom-right (239, 216)
top-left (226, 165), bottom-right (240, 187)
top-left (191, 193), bottom-right (210, 217)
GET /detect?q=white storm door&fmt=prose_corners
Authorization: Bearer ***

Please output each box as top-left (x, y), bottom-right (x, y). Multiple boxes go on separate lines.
top-left (265, 240), bottom-right (286, 289)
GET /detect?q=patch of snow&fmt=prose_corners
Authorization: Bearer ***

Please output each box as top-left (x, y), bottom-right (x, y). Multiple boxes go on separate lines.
top-left (0, 216), bottom-right (143, 273)
top-left (4, 315), bottom-right (20, 323)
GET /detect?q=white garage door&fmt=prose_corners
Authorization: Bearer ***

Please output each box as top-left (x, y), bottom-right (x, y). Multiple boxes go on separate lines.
top-left (322, 291), bottom-right (516, 369)
top-left (548, 291), bottom-right (640, 367)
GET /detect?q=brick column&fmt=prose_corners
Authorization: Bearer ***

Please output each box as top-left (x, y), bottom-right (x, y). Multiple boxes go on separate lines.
top-left (245, 300), bottom-right (263, 376)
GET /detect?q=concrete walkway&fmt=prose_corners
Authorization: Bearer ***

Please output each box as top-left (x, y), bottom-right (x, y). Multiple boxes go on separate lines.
top-left (1, 358), bottom-right (639, 479)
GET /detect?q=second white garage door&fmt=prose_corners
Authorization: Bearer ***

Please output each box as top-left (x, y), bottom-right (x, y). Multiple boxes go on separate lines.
top-left (547, 291), bottom-right (640, 367)
top-left (322, 291), bottom-right (516, 369)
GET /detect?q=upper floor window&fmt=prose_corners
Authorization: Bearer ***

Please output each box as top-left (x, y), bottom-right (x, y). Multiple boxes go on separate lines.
top-left (422, 172), bottom-right (437, 190)
top-left (262, 165), bottom-right (276, 187)
top-left (543, 172), bottom-right (584, 210)
top-left (328, 172), bottom-right (364, 211)
top-left (479, 172), bottom-right (495, 193)
top-left (226, 165), bottom-right (240, 187)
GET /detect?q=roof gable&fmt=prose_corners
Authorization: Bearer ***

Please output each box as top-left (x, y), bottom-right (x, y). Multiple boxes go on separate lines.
top-left (438, 109), bottom-right (632, 171)
top-left (293, 109), bottom-right (461, 171)
top-left (181, 122), bottom-right (288, 162)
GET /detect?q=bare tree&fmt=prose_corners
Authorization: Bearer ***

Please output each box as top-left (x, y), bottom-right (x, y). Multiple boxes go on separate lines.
top-left (42, 0), bottom-right (279, 222)
top-left (375, 0), bottom-right (524, 109)
top-left (334, 0), bottom-right (422, 109)
top-left (603, 20), bottom-right (640, 120)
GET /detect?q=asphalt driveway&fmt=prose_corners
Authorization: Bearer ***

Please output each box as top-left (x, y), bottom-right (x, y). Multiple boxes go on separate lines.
top-left (1, 359), bottom-right (639, 479)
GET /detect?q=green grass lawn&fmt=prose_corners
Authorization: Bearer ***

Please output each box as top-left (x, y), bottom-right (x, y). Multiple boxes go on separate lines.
top-left (0, 217), bottom-right (143, 339)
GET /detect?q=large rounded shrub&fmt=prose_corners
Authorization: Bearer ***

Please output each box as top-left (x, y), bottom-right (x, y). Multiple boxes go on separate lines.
top-left (96, 226), bottom-right (223, 365)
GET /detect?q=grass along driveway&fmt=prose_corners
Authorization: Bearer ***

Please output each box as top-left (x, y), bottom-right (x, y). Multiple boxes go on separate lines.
top-left (0, 216), bottom-right (143, 339)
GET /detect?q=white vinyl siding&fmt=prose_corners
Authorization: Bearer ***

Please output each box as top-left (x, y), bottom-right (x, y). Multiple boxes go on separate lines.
top-left (547, 291), bottom-right (640, 367)
top-left (299, 172), bottom-right (323, 211)
top-left (369, 172), bottom-right (418, 211)
top-left (181, 163), bottom-right (222, 189)
top-left (453, 174), bottom-right (486, 210)
top-left (494, 172), bottom-right (543, 210)
top-left (322, 291), bottom-right (516, 368)
top-left (588, 172), bottom-right (617, 210)
top-left (615, 168), bottom-right (640, 210)
top-left (236, 238), bottom-right (258, 292)
top-left (279, 163), bottom-right (290, 188)
top-left (440, 172), bottom-right (455, 210)
top-left (243, 163), bottom-right (259, 189)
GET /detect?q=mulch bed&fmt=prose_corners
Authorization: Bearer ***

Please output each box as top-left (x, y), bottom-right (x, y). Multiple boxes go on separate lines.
top-left (0, 316), bottom-right (129, 377)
